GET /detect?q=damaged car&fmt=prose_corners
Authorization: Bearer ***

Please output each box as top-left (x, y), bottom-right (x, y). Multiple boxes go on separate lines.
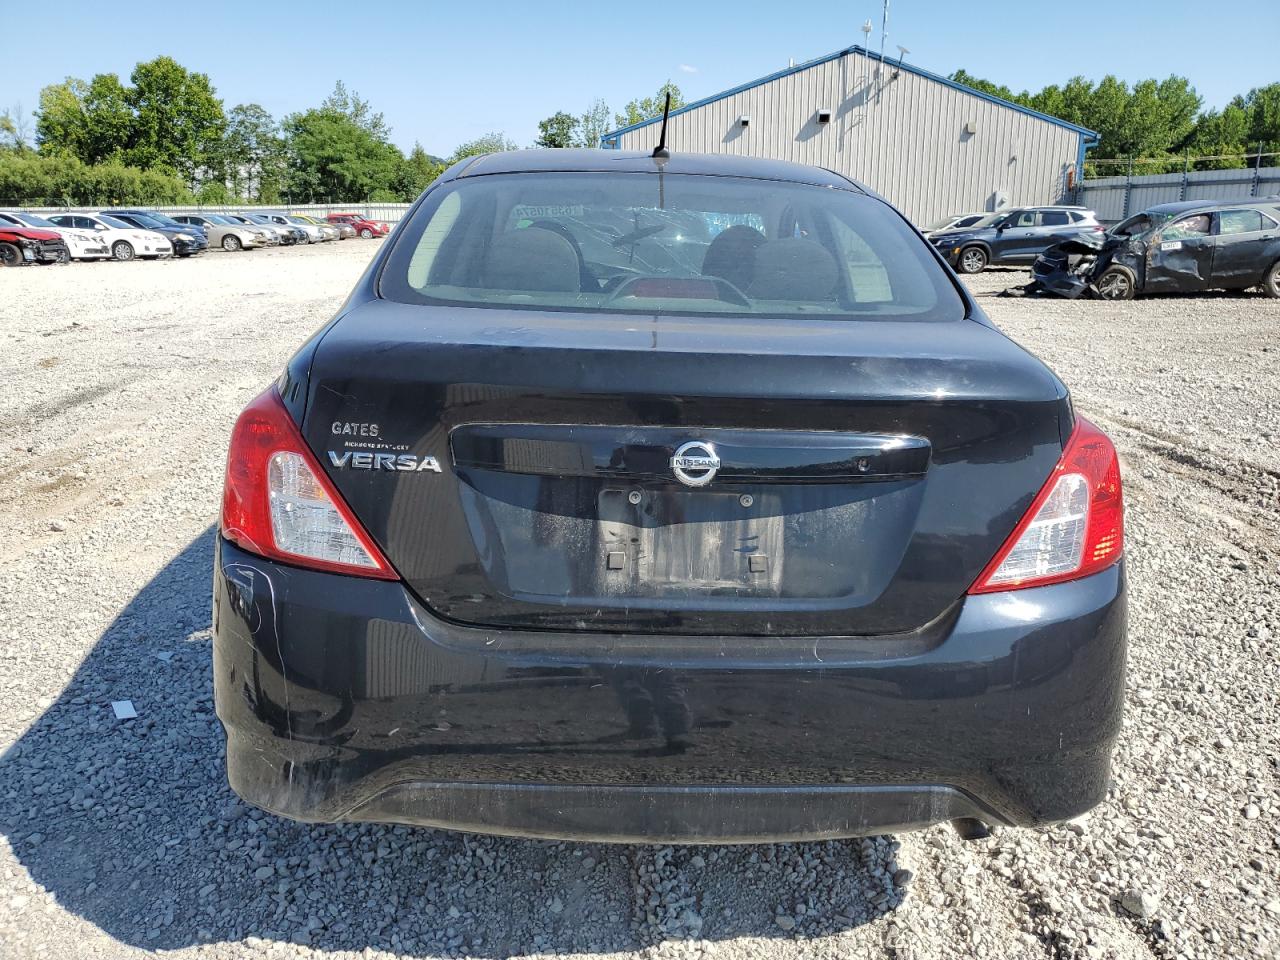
top-left (0, 224), bottom-right (69, 266)
top-left (1022, 199), bottom-right (1280, 300)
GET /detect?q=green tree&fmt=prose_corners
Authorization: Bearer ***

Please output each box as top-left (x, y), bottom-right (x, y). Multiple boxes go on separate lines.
top-left (393, 142), bottom-right (444, 199)
top-left (0, 103), bottom-right (32, 151)
top-left (577, 98), bottom-right (611, 148)
top-left (35, 80), bottom-right (89, 157)
top-left (1188, 106), bottom-right (1250, 169)
top-left (124, 57), bottom-right (226, 180)
top-left (283, 108), bottom-right (403, 202)
top-left (221, 103), bottom-right (284, 201)
top-left (948, 69), bottom-right (1022, 105)
top-left (283, 83), bottom-right (407, 202)
top-left (614, 82), bottom-right (685, 129)
top-left (80, 74), bottom-right (133, 165)
top-left (1238, 82), bottom-right (1280, 155)
top-left (535, 111), bottom-right (579, 148)
top-left (322, 81), bottom-right (391, 140)
top-left (0, 151), bottom-right (190, 205)
top-left (447, 132), bottom-right (517, 164)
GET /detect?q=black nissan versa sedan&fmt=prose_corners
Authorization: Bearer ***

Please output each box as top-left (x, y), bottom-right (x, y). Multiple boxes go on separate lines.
top-left (213, 149), bottom-right (1126, 844)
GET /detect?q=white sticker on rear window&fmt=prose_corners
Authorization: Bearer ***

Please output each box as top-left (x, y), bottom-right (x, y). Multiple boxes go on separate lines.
top-left (1161, 240), bottom-right (1182, 251)
top-left (512, 204), bottom-right (585, 220)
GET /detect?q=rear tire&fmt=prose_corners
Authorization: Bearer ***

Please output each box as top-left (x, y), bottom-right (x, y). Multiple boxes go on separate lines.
top-left (360, 227), bottom-right (373, 239)
top-left (0, 242), bottom-right (21, 267)
top-left (222, 234), bottom-right (242, 252)
top-left (1263, 260), bottom-right (1280, 299)
top-left (1095, 266), bottom-right (1136, 301)
top-left (957, 246), bottom-right (987, 274)
top-left (112, 240), bottom-right (135, 262)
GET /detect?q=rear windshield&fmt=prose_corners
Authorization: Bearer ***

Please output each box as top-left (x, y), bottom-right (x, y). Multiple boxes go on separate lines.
top-left (380, 172), bottom-right (963, 321)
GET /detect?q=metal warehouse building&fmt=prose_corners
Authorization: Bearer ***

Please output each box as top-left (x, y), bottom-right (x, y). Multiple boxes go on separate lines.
top-left (602, 45), bottom-right (1097, 226)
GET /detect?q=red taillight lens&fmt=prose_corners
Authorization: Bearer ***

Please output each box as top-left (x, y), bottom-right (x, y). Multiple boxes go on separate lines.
top-left (969, 417), bottom-right (1122, 594)
top-left (221, 387), bottom-right (398, 580)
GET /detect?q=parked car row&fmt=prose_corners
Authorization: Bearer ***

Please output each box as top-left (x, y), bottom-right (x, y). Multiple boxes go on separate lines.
top-left (0, 210), bottom-right (390, 266)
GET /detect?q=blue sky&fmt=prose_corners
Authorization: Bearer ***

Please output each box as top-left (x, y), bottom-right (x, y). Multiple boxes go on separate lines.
top-left (8, 0), bottom-right (1277, 156)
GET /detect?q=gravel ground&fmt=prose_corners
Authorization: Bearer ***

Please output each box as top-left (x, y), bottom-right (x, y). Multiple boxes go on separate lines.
top-left (1, 246), bottom-right (1278, 960)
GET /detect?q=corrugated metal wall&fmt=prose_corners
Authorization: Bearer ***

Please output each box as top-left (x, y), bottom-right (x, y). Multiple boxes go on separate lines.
top-left (1079, 166), bottom-right (1280, 222)
top-left (610, 49), bottom-right (1082, 226)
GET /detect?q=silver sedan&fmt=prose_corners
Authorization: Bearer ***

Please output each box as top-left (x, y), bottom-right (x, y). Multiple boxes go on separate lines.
top-left (173, 214), bottom-right (271, 252)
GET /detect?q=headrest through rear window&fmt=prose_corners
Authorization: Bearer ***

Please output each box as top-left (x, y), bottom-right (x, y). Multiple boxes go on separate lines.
top-left (702, 224), bottom-right (766, 291)
top-left (748, 238), bottom-right (838, 300)
top-left (483, 227), bottom-right (580, 292)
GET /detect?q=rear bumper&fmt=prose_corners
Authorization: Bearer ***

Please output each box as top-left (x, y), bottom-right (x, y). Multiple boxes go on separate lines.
top-left (213, 537), bottom-right (1127, 842)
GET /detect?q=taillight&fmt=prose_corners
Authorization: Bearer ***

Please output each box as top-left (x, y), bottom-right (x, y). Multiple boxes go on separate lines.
top-left (221, 386), bottom-right (398, 580)
top-left (969, 417), bottom-right (1122, 594)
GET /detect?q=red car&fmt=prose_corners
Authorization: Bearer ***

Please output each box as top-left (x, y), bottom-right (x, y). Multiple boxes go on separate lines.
top-left (326, 213), bottom-right (390, 238)
top-left (0, 226), bottom-right (70, 267)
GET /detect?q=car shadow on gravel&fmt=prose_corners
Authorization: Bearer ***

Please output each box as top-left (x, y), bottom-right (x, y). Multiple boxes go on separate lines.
top-left (1, 528), bottom-right (908, 956)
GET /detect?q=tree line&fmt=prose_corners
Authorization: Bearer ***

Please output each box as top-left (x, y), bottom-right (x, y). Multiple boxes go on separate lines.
top-left (949, 70), bottom-right (1280, 174)
top-left (0, 57), bottom-right (523, 206)
top-left (534, 82), bottom-right (686, 148)
top-left (0, 55), bottom-right (696, 207)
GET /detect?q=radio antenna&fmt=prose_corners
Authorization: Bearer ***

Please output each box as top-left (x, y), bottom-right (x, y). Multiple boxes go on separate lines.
top-left (652, 92), bottom-right (672, 159)
top-left (877, 0), bottom-right (890, 96)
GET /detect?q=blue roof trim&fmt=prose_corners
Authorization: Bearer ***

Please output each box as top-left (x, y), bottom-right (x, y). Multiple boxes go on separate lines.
top-left (600, 45), bottom-right (1098, 146)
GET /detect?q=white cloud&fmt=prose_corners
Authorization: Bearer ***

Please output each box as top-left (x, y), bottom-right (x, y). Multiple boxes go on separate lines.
top-left (678, 64), bottom-right (699, 74)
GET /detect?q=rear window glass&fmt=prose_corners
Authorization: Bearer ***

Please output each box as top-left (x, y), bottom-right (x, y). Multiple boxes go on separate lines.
top-left (1040, 211), bottom-right (1070, 226)
top-left (380, 172), bottom-right (963, 321)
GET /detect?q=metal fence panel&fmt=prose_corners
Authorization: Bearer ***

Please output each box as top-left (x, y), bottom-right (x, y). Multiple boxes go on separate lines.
top-left (1079, 165), bottom-right (1280, 221)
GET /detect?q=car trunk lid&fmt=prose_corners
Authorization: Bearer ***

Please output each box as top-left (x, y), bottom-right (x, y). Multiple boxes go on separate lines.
top-left (303, 301), bottom-right (1069, 636)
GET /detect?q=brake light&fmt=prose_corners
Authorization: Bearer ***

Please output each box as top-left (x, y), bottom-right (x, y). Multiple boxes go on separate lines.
top-left (969, 417), bottom-right (1122, 593)
top-left (221, 387), bottom-right (398, 579)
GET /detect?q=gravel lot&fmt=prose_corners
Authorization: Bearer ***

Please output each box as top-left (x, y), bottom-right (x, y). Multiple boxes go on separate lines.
top-left (1, 246), bottom-right (1278, 960)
